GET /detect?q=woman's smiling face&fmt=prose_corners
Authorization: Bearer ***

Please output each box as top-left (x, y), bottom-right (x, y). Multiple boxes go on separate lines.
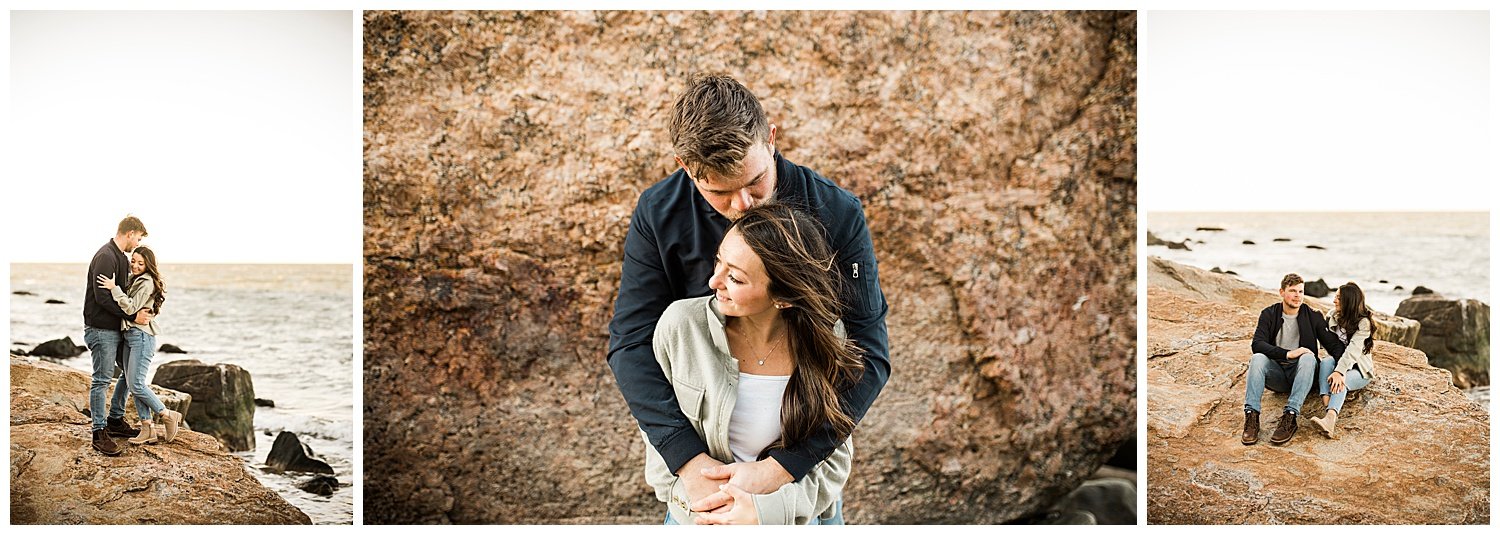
top-left (130, 252), bottom-right (147, 276)
top-left (707, 228), bottom-right (775, 318)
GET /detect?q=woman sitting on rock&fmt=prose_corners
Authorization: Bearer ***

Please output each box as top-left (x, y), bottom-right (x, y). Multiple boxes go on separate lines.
top-left (644, 203), bottom-right (861, 525)
top-left (1310, 281), bottom-right (1376, 438)
top-left (97, 246), bottom-right (183, 445)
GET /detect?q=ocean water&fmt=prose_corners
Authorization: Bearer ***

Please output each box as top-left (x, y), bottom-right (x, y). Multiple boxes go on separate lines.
top-left (10, 263), bottom-right (353, 525)
top-left (1147, 212), bottom-right (1489, 314)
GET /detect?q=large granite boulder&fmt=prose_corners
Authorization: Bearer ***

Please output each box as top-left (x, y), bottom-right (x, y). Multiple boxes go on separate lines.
top-left (1147, 257), bottom-right (1421, 348)
top-left (363, 11), bottom-right (1137, 524)
top-left (151, 360), bottom-right (256, 452)
top-left (1146, 282), bottom-right (1489, 523)
top-left (266, 431), bottom-right (334, 475)
top-left (9, 357), bottom-right (309, 524)
top-left (1396, 295), bottom-right (1490, 388)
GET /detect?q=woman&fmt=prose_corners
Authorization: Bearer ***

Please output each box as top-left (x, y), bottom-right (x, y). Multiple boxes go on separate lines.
top-left (96, 246), bottom-right (183, 445)
top-left (1310, 281), bottom-right (1376, 438)
top-left (644, 203), bottom-right (863, 525)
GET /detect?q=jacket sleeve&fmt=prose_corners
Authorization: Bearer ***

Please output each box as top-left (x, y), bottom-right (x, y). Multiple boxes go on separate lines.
top-left (1334, 318), bottom-right (1371, 375)
top-left (766, 201), bottom-right (891, 481)
top-left (109, 278), bottom-right (153, 316)
top-left (89, 249), bottom-right (130, 320)
top-left (607, 202), bottom-right (709, 475)
top-left (752, 439), bottom-right (853, 525)
top-left (1312, 311), bottom-right (1347, 359)
top-left (1250, 307), bottom-right (1288, 359)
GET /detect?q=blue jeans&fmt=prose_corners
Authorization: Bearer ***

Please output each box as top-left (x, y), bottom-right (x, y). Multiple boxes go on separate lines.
top-left (1317, 358), bottom-right (1371, 414)
top-left (663, 500), bottom-right (844, 525)
top-left (83, 326), bottom-right (131, 431)
top-left (123, 327), bottom-right (167, 420)
top-left (1244, 352), bottom-right (1317, 414)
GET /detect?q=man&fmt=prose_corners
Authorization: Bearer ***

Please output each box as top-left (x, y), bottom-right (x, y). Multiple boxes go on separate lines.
top-left (608, 74), bottom-right (890, 518)
top-left (84, 216), bottom-right (155, 455)
top-left (1243, 273), bottom-right (1346, 446)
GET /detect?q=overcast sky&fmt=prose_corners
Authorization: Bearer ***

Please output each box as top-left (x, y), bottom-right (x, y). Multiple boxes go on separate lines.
top-left (7, 11), bottom-right (355, 263)
top-left (1144, 11), bottom-right (1489, 211)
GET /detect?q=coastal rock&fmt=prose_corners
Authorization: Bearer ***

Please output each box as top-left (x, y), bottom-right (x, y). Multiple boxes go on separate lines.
top-left (159, 344), bottom-right (188, 354)
top-left (14, 290), bottom-right (36, 296)
top-left (1303, 278), bottom-right (1331, 298)
top-left (297, 475), bottom-right (340, 496)
top-left (9, 357), bottom-right (309, 524)
top-left (1146, 283), bottom-right (1489, 524)
top-left (1395, 296), bottom-right (1490, 388)
top-left (1147, 231), bottom-right (1191, 251)
top-left (151, 360), bottom-right (256, 452)
top-left (44, 299), bottom-right (65, 304)
top-left (1306, 244), bottom-right (1325, 250)
top-left (255, 398), bottom-right (276, 407)
top-left (1412, 286), bottom-right (1435, 296)
top-left (1241, 240), bottom-right (1254, 245)
top-left (363, 11), bottom-right (1137, 524)
top-left (30, 336), bottom-right (86, 358)
top-left (1147, 258), bottom-right (1420, 348)
top-left (1196, 227), bottom-right (1225, 232)
top-left (1272, 238), bottom-right (1291, 242)
top-left (266, 431), bottom-right (334, 475)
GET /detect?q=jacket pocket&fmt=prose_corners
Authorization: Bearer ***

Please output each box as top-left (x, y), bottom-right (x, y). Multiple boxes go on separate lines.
top-left (673, 381), bottom-right (706, 425)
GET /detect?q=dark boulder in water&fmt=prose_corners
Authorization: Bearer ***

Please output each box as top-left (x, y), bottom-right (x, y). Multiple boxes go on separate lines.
top-left (1196, 226), bottom-right (1225, 232)
top-left (296, 475), bottom-right (340, 496)
top-left (159, 344), bottom-right (188, 354)
top-left (44, 299), bottom-right (65, 304)
top-left (1303, 278), bottom-right (1331, 298)
top-left (266, 431), bottom-right (335, 475)
top-left (30, 337), bottom-right (86, 358)
top-left (1396, 295), bottom-right (1490, 388)
top-left (1412, 286), bottom-right (1435, 296)
top-left (255, 398), bottom-right (276, 408)
top-left (1306, 244), bottom-right (1325, 250)
top-left (13, 290), bottom-right (36, 296)
top-left (1272, 238), bottom-right (1291, 242)
top-left (1241, 240), bottom-right (1255, 245)
top-left (152, 360), bottom-right (256, 452)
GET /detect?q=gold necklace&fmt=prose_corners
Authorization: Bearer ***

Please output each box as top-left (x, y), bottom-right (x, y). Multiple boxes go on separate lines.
top-left (734, 323), bottom-right (784, 366)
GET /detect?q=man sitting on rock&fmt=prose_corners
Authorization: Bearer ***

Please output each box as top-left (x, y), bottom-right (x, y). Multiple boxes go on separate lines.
top-left (607, 73), bottom-right (890, 521)
top-left (83, 215), bottom-right (156, 455)
top-left (1242, 273), bottom-right (1346, 446)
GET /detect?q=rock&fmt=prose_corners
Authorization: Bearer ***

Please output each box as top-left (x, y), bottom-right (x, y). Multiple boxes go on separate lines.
top-left (1241, 240), bottom-right (1254, 245)
top-left (1411, 285), bottom-right (1435, 296)
top-left (159, 344), bottom-right (189, 354)
top-left (14, 290), bottom-right (36, 295)
top-left (1394, 285), bottom-right (1404, 291)
top-left (1396, 296), bottom-right (1490, 388)
top-left (44, 299), bottom-right (65, 304)
top-left (1147, 231), bottom-right (1191, 251)
top-left (1306, 244), bottom-right (1325, 250)
top-left (151, 360), bottom-right (256, 452)
top-left (255, 398), bottom-right (276, 407)
top-left (1272, 238), bottom-right (1291, 242)
top-left (1047, 478), bottom-right (1135, 525)
top-left (266, 431), bottom-right (334, 475)
top-left (29, 337), bottom-right (86, 358)
top-left (1146, 280), bottom-right (1489, 524)
top-left (1303, 278), bottom-right (1331, 298)
top-left (9, 357), bottom-right (308, 524)
top-left (1148, 258), bottom-right (1420, 348)
top-left (1196, 227), bottom-right (1225, 232)
top-left (363, 11), bottom-right (1137, 524)
top-left (297, 475), bottom-right (340, 496)
top-left (1379, 279), bottom-right (1388, 284)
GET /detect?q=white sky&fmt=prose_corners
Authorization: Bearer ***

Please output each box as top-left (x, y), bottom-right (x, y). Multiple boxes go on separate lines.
top-left (5, 11), bottom-right (356, 263)
top-left (1143, 11), bottom-right (1490, 211)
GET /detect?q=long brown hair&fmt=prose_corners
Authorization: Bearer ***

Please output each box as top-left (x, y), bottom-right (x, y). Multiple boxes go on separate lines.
top-left (727, 203), bottom-right (864, 451)
top-left (1333, 281), bottom-right (1373, 355)
top-left (132, 246), bottom-right (166, 316)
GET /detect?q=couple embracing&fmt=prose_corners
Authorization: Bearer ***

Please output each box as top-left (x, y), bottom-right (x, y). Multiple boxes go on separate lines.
top-left (607, 74), bottom-right (891, 525)
top-left (1242, 273), bottom-right (1378, 445)
top-left (84, 216), bottom-right (182, 455)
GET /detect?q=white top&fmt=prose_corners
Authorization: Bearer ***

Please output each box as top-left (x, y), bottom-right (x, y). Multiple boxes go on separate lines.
top-left (728, 372), bottom-right (791, 463)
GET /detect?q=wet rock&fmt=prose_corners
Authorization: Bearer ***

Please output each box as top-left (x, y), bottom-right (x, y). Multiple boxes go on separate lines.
top-left (1272, 238), bottom-right (1291, 242)
top-left (266, 431), bottom-right (334, 475)
top-left (363, 11), bottom-right (1137, 525)
top-left (9, 357), bottom-right (308, 524)
top-left (1196, 227), bottom-right (1224, 232)
top-left (1379, 279), bottom-right (1388, 284)
top-left (1412, 286), bottom-right (1435, 296)
top-left (29, 337), bottom-right (86, 358)
top-left (14, 290), bottom-right (36, 296)
top-left (1306, 244), bottom-right (1325, 250)
top-left (1303, 278), bottom-right (1331, 298)
top-left (1146, 274), bottom-right (1488, 524)
top-left (1394, 285), bottom-right (1404, 291)
top-left (297, 475), bottom-right (340, 496)
top-left (151, 360), bottom-right (256, 452)
top-left (44, 299), bottom-right (65, 304)
top-left (159, 344), bottom-right (189, 354)
top-left (1396, 295), bottom-right (1490, 388)
top-left (1241, 240), bottom-right (1254, 245)
top-left (1147, 231), bottom-right (1191, 251)
top-left (255, 398), bottom-right (276, 407)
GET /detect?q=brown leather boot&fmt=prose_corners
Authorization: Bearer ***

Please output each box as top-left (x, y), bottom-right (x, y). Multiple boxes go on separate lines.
top-left (1241, 410), bottom-right (1260, 445)
top-left (104, 416), bottom-right (140, 438)
top-left (92, 429), bottom-right (123, 456)
top-left (1270, 410), bottom-right (1299, 444)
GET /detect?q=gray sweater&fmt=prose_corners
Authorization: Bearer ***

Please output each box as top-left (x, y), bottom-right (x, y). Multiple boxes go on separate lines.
top-left (644, 296), bottom-right (852, 525)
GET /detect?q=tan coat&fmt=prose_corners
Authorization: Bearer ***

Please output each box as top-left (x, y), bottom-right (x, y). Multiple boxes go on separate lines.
top-left (109, 273), bottom-right (161, 336)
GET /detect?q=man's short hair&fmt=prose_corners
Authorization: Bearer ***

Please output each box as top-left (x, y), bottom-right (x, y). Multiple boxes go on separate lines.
top-left (118, 216), bottom-right (148, 237)
top-left (1280, 273), bottom-right (1303, 290)
top-left (669, 73), bottom-right (771, 181)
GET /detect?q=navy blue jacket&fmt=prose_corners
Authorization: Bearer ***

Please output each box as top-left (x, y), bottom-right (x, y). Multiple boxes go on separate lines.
top-left (1251, 302), bottom-right (1346, 361)
top-left (83, 239), bottom-right (133, 329)
top-left (608, 152), bottom-right (891, 481)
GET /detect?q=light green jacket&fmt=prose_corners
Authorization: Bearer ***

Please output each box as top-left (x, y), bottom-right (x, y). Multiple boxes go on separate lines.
top-left (644, 296), bottom-right (852, 525)
top-left (110, 273), bottom-right (161, 336)
top-left (1328, 313), bottom-right (1374, 379)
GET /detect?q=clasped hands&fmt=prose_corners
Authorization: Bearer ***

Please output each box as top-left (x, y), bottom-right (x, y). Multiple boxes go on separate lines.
top-left (95, 274), bottom-right (154, 325)
top-left (680, 453), bottom-right (793, 525)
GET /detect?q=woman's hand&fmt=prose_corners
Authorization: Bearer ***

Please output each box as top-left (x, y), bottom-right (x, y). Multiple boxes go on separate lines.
top-left (96, 274), bottom-right (115, 291)
top-left (693, 484), bottom-right (759, 525)
top-left (1329, 371), bottom-right (1346, 394)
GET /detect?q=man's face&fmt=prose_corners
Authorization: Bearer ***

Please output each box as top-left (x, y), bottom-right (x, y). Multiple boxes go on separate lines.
top-left (1280, 283), bottom-right (1304, 309)
top-left (122, 231), bottom-right (144, 252)
top-left (682, 141), bottom-right (778, 221)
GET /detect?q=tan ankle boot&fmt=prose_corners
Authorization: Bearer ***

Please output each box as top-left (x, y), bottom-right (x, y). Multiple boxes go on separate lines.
top-left (1310, 410), bottom-right (1339, 438)
top-left (128, 422), bottom-right (158, 445)
top-left (161, 409), bottom-right (183, 443)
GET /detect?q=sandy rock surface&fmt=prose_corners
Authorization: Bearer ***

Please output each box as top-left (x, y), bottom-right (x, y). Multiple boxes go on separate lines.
top-left (1145, 262), bottom-right (1488, 525)
top-left (10, 357), bottom-right (310, 524)
top-left (364, 11), bottom-right (1136, 524)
